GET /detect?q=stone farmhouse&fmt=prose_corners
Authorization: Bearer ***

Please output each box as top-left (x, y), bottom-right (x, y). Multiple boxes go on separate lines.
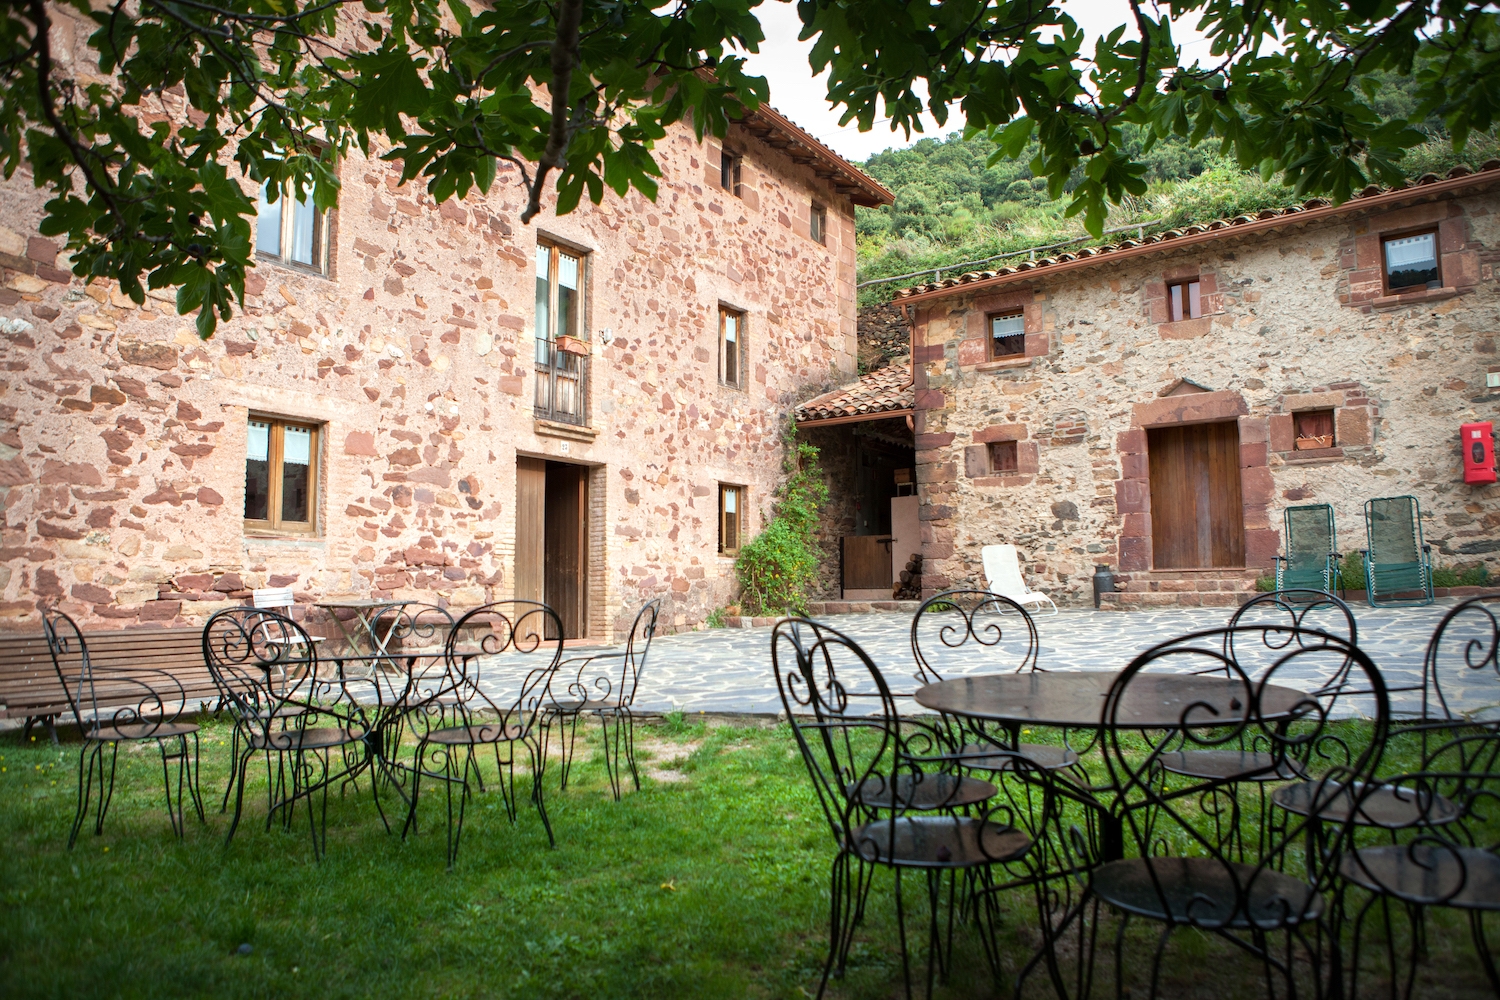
top-left (0, 80), bottom-right (893, 637)
top-left (797, 164), bottom-right (1500, 608)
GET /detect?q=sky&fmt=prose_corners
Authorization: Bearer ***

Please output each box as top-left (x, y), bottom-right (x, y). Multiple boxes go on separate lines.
top-left (740, 0), bottom-right (1217, 164)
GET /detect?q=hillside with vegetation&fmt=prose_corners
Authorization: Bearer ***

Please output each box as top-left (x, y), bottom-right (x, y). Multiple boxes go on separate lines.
top-left (854, 113), bottom-right (1499, 306)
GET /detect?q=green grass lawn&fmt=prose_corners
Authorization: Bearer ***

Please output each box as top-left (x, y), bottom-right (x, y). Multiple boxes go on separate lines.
top-left (0, 716), bottom-right (1493, 999)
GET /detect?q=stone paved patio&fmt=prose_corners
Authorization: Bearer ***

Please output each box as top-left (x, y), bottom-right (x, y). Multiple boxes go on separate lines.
top-left (620, 601), bottom-right (1499, 719)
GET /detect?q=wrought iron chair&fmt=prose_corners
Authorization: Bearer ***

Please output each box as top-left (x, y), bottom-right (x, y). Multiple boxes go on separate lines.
top-left (401, 600), bottom-right (562, 867)
top-left (909, 588), bottom-right (1083, 774)
top-left (1087, 625), bottom-right (1389, 999)
top-left (1275, 504), bottom-right (1342, 595)
top-left (203, 607), bottom-right (369, 860)
top-left (1336, 726), bottom-right (1500, 998)
top-left (548, 597), bottom-right (662, 799)
top-left (773, 617), bottom-right (1039, 1000)
top-left (42, 609), bottom-right (205, 847)
top-left (1363, 496), bottom-right (1434, 607)
top-left (1415, 593), bottom-right (1500, 729)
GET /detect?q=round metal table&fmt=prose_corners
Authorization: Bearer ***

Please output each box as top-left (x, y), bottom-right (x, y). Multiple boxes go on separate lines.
top-left (913, 670), bottom-right (1309, 730)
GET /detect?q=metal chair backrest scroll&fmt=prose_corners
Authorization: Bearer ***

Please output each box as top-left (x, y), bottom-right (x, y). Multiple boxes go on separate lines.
top-left (201, 608), bottom-right (321, 734)
top-left (1419, 593), bottom-right (1500, 728)
top-left (43, 608), bottom-right (183, 737)
top-left (1224, 589), bottom-right (1361, 696)
top-left (423, 600), bottom-right (564, 742)
top-left (595, 597), bottom-right (662, 710)
top-left (910, 588), bottom-right (1040, 688)
top-left (1101, 625), bottom-right (1390, 926)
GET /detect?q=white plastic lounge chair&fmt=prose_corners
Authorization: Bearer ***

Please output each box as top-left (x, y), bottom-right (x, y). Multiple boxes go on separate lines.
top-left (980, 544), bottom-right (1058, 616)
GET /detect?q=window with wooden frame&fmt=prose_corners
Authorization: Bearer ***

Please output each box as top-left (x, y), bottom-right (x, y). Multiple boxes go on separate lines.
top-left (256, 178), bottom-right (328, 275)
top-left (988, 440), bottom-right (1019, 474)
top-left (718, 484), bottom-right (746, 555)
top-left (1168, 279), bottom-right (1202, 321)
top-left (1381, 230), bottom-right (1441, 292)
top-left (1293, 409), bottom-right (1335, 450)
top-left (534, 242), bottom-right (589, 425)
top-left (719, 306), bottom-right (746, 388)
top-left (720, 150), bottom-right (742, 197)
top-left (988, 310), bottom-right (1025, 360)
top-left (809, 203), bottom-right (827, 245)
top-left (245, 417), bottom-right (319, 533)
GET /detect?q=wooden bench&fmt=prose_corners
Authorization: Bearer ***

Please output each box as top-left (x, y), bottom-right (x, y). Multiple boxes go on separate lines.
top-left (0, 627), bottom-right (220, 742)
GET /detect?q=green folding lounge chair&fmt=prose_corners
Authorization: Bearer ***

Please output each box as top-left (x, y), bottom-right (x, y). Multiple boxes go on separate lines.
top-left (1362, 495), bottom-right (1434, 607)
top-left (1275, 504), bottom-right (1341, 596)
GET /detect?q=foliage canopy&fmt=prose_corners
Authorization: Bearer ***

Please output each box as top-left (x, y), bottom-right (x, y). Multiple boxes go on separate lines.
top-left (3, 0), bottom-right (1497, 335)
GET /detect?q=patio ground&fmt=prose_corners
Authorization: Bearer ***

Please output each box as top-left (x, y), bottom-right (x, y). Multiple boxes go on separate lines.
top-left (633, 602), bottom-right (1478, 716)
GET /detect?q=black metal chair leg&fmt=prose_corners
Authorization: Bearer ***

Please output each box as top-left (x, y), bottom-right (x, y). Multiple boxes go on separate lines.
top-left (1470, 911), bottom-right (1498, 996)
top-left (528, 739), bottom-right (555, 847)
top-left (157, 737), bottom-right (184, 839)
top-left (225, 745), bottom-right (254, 847)
top-left (95, 742), bottom-right (120, 836)
top-left (67, 741), bottom-right (99, 849)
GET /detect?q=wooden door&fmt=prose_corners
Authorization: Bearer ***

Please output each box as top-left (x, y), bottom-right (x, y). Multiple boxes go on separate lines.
top-left (515, 458), bottom-right (547, 604)
top-left (1147, 422), bottom-right (1245, 568)
top-left (544, 463), bottom-right (588, 639)
top-left (843, 535), bottom-right (894, 593)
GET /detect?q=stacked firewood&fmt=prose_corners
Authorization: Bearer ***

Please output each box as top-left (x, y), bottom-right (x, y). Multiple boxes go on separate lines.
top-left (893, 552), bottom-right (923, 600)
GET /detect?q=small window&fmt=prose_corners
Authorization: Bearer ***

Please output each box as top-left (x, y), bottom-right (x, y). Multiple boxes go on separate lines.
top-left (718, 484), bottom-right (745, 555)
top-left (1382, 231), bottom-right (1440, 292)
top-left (1168, 279), bottom-right (1202, 321)
top-left (989, 311), bottom-right (1025, 359)
top-left (809, 204), bottom-right (827, 245)
top-left (1294, 409), bottom-right (1335, 450)
top-left (245, 417), bottom-right (319, 533)
top-left (719, 306), bottom-right (745, 387)
top-left (720, 151), bottom-right (742, 197)
top-left (988, 440), bottom-right (1018, 474)
top-left (256, 181), bottom-right (327, 274)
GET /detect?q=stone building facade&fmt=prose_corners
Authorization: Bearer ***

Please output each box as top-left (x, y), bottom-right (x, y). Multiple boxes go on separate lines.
top-left (0, 64), bottom-right (892, 636)
top-left (893, 166), bottom-right (1500, 607)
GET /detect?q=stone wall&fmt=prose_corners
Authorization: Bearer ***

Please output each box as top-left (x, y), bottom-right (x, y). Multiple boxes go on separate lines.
top-left (0, 89), bottom-right (863, 635)
top-left (856, 301), bottom-right (911, 372)
top-left (910, 182), bottom-right (1500, 606)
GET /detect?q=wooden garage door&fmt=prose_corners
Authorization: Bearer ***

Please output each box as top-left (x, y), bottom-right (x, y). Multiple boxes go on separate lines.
top-left (1147, 421), bottom-right (1245, 569)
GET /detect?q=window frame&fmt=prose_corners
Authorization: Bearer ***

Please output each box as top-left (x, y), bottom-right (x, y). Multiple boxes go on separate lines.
top-left (255, 177), bottom-right (330, 277)
top-left (718, 305), bottom-right (747, 388)
top-left (1380, 228), bottom-right (1442, 294)
top-left (718, 483), bottom-right (746, 556)
top-left (809, 203), bottom-right (827, 245)
top-left (988, 440), bottom-right (1019, 474)
top-left (244, 416), bottom-right (321, 536)
top-left (1167, 279), bottom-right (1202, 321)
top-left (720, 150), bottom-right (742, 197)
top-left (987, 310), bottom-right (1026, 361)
top-left (1293, 409), bottom-right (1336, 449)
top-left (533, 240), bottom-right (590, 426)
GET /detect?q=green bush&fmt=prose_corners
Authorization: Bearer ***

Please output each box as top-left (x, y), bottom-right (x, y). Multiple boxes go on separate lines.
top-left (1338, 552), bottom-right (1366, 592)
top-left (1432, 565), bottom-right (1492, 589)
top-left (734, 428), bottom-right (829, 616)
top-left (704, 606), bottom-right (727, 628)
top-left (1254, 574), bottom-right (1277, 592)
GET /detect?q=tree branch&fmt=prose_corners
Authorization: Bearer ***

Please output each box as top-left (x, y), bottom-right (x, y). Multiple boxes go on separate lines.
top-left (520, 0), bottom-right (584, 224)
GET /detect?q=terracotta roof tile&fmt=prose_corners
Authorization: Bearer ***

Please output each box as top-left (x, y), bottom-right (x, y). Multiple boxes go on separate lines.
top-left (893, 161), bottom-right (1500, 301)
top-left (795, 361), bottom-right (913, 423)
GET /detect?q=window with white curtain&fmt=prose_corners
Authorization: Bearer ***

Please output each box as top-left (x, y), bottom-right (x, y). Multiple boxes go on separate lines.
top-left (257, 180), bottom-right (327, 274)
top-left (1382, 231), bottom-right (1440, 291)
top-left (534, 242), bottom-right (589, 425)
top-left (245, 417), bottom-right (319, 533)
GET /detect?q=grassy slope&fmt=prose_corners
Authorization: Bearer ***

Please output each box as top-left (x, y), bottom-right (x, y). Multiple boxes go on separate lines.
top-left (0, 717), bottom-right (1493, 999)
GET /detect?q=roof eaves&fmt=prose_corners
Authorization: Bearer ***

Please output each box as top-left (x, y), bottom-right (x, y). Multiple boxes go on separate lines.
top-left (737, 104), bottom-right (895, 208)
top-left (892, 163), bottom-right (1500, 304)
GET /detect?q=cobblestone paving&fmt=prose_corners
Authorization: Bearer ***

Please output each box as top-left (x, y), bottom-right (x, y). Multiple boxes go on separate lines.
top-left (622, 601), bottom-right (1500, 720)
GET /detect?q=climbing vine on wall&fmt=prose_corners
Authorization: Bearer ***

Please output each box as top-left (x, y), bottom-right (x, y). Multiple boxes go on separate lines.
top-left (734, 426), bottom-right (829, 616)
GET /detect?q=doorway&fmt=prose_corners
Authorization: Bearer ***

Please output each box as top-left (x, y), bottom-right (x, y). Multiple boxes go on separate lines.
top-left (515, 457), bottom-right (589, 638)
top-left (1146, 421), bottom-right (1245, 569)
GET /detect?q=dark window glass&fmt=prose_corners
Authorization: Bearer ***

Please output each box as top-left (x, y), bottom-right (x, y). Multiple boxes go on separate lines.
top-left (1383, 232), bottom-right (1440, 291)
top-left (720, 308), bottom-right (742, 386)
top-left (990, 312), bottom-right (1025, 359)
top-left (721, 153), bottom-right (741, 196)
top-left (989, 440), bottom-right (1018, 473)
top-left (719, 485), bottom-right (742, 553)
top-left (281, 425), bottom-right (312, 522)
top-left (810, 204), bottom-right (826, 244)
top-left (245, 419), bottom-right (270, 520)
top-left (535, 244), bottom-right (589, 424)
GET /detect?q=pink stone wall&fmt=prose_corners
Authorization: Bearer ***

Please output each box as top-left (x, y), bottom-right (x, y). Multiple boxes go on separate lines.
top-left (0, 115), bottom-right (861, 637)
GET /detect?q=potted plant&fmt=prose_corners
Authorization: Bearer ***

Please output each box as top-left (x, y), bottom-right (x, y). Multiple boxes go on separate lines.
top-left (555, 335), bottom-right (589, 356)
top-left (1295, 434), bottom-right (1333, 450)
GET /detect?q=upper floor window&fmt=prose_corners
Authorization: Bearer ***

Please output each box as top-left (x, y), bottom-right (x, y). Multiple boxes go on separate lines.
top-left (988, 440), bottom-right (1018, 474)
top-left (1168, 279), bottom-right (1201, 321)
top-left (245, 417), bottom-right (319, 534)
top-left (257, 182), bottom-right (327, 274)
top-left (719, 306), bottom-right (745, 388)
top-left (718, 484), bottom-right (745, 555)
top-left (1382, 231), bottom-right (1440, 292)
top-left (1294, 409), bottom-right (1335, 450)
top-left (534, 243), bottom-right (588, 425)
top-left (809, 203), bottom-right (827, 245)
top-left (989, 311), bottom-right (1025, 360)
top-left (720, 150), bottom-right (742, 197)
